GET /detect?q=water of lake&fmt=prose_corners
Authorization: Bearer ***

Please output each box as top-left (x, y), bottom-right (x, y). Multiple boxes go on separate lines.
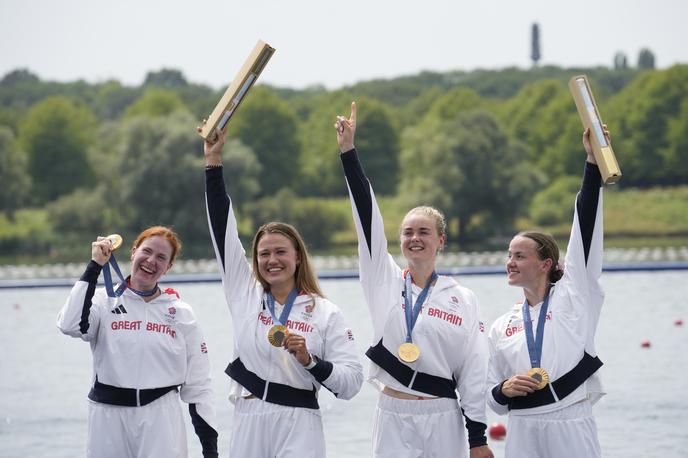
top-left (1, 271), bottom-right (686, 457)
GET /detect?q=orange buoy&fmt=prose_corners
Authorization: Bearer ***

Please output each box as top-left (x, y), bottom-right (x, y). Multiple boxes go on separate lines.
top-left (640, 340), bottom-right (651, 348)
top-left (675, 319), bottom-right (683, 326)
top-left (489, 422), bottom-right (507, 440)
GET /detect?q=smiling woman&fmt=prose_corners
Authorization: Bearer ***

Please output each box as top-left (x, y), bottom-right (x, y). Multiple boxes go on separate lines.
top-left (201, 126), bottom-right (363, 458)
top-left (336, 102), bottom-right (494, 458)
top-left (56, 225), bottom-right (218, 458)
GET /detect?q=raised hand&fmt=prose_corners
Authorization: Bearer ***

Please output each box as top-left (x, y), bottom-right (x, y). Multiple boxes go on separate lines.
top-left (334, 101), bottom-right (357, 153)
top-left (91, 236), bottom-right (114, 266)
top-left (197, 123), bottom-right (227, 166)
top-left (582, 124), bottom-right (611, 165)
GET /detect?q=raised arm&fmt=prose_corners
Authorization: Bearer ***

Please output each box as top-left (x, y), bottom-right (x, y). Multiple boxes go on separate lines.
top-left (56, 237), bottom-right (114, 339)
top-left (201, 127), bottom-right (258, 314)
top-left (337, 102), bottom-right (400, 295)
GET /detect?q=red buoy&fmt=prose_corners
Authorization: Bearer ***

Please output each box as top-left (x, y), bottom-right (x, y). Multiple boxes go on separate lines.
top-left (675, 319), bottom-right (683, 326)
top-left (640, 340), bottom-right (651, 348)
top-left (489, 422), bottom-right (507, 440)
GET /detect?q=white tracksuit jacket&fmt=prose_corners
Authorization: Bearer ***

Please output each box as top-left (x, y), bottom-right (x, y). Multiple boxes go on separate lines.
top-left (204, 166), bottom-right (363, 405)
top-left (487, 161), bottom-right (606, 417)
top-left (57, 266), bottom-right (218, 456)
top-left (340, 148), bottom-right (489, 448)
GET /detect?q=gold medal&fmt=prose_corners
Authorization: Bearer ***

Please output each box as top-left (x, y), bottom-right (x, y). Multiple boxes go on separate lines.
top-left (398, 342), bottom-right (421, 363)
top-left (267, 325), bottom-right (288, 347)
top-left (106, 234), bottom-right (123, 251)
top-left (527, 367), bottom-right (550, 390)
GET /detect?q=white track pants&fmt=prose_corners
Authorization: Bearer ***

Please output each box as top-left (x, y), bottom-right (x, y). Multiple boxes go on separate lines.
top-left (505, 399), bottom-right (601, 458)
top-left (230, 397), bottom-right (325, 457)
top-left (373, 392), bottom-right (467, 458)
top-left (87, 390), bottom-right (186, 458)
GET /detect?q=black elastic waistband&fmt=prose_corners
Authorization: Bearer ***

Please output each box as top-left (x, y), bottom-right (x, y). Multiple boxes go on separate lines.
top-left (509, 352), bottom-right (603, 410)
top-left (366, 339), bottom-right (457, 399)
top-left (88, 378), bottom-right (178, 407)
top-left (225, 357), bottom-right (319, 410)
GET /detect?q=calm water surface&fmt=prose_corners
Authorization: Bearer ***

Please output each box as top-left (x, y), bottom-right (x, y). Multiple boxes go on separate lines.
top-left (1, 271), bottom-right (686, 457)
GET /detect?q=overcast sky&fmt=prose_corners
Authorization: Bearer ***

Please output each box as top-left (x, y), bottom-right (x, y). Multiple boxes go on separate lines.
top-left (1, 0), bottom-right (686, 90)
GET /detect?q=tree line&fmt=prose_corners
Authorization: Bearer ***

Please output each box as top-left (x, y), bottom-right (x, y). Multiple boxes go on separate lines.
top-left (1, 63), bottom-right (686, 262)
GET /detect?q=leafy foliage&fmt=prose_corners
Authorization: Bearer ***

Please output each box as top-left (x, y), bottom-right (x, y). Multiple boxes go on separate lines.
top-left (17, 96), bottom-right (97, 205)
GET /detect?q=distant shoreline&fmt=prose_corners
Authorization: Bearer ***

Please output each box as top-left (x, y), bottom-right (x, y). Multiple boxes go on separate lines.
top-left (2, 248), bottom-right (687, 289)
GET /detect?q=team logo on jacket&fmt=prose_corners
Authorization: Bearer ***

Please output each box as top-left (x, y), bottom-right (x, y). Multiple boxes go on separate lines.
top-left (345, 328), bottom-right (355, 341)
top-left (111, 304), bottom-right (128, 314)
top-left (168, 306), bottom-right (176, 315)
top-left (200, 342), bottom-right (208, 354)
top-left (451, 296), bottom-right (459, 304)
top-left (304, 300), bottom-right (315, 314)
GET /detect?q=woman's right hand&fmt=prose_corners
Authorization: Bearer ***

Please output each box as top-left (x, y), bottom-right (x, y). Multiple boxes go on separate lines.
top-left (197, 123), bottom-right (227, 166)
top-left (91, 236), bottom-right (113, 266)
top-left (501, 374), bottom-right (539, 398)
top-left (334, 101), bottom-right (357, 153)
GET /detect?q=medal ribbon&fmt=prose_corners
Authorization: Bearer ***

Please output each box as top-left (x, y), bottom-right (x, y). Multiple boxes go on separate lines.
top-left (103, 254), bottom-right (158, 298)
top-left (403, 271), bottom-right (438, 344)
top-left (103, 254), bottom-right (128, 298)
top-left (266, 288), bottom-right (299, 326)
top-left (521, 287), bottom-right (552, 369)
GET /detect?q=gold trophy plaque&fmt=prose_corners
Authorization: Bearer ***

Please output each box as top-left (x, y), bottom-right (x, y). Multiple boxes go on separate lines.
top-left (199, 40), bottom-right (276, 144)
top-left (568, 75), bottom-right (621, 184)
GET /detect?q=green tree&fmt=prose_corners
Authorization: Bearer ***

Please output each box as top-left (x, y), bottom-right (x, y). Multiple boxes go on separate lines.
top-left (113, 112), bottom-right (207, 254)
top-left (0, 126), bottom-right (31, 218)
top-left (607, 65), bottom-right (688, 186)
top-left (662, 98), bottom-right (688, 184)
top-left (124, 88), bottom-right (188, 119)
top-left (300, 94), bottom-right (399, 196)
top-left (144, 69), bottom-right (188, 88)
top-left (18, 96), bottom-right (97, 204)
top-left (399, 111), bottom-right (543, 244)
top-left (93, 80), bottom-right (142, 120)
top-left (220, 139), bottom-right (262, 209)
top-left (529, 175), bottom-right (579, 225)
top-left (424, 87), bottom-right (485, 121)
top-left (244, 189), bottom-right (348, 250)
top-left (228, 86), bottom-right (302, 195)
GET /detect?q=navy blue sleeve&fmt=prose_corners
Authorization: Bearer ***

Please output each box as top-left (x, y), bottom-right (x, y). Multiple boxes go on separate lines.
top-left (461, 408), bottom-right (488, 448)
top-left (340, 149), bottom-right (374, 256)
top-left (205, 167), bottom-right (230, 270)
top-left (78, 260), bottom-right (102, 334)
top-left (306, 355), bottom-right (338, 397)
top-left (189, 404), bottom-right (219, 458)
top-left (491, 381), bottom-right (510, 405)
top-left (576, 162), bottom-right (602, 265)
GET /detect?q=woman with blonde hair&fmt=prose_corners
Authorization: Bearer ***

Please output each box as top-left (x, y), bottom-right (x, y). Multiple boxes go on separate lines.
top-left (202, 127), bottom-right (363, 457)
top-left (336, 102), bottom-right (493, 458)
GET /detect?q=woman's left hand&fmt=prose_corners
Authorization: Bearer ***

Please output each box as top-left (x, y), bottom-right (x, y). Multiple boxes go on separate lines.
top-left (283, 333), bottom-right (311, 366)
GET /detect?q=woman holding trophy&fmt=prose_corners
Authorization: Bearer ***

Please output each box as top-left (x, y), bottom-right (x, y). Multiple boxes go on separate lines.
top-left (485, 127), bottom-right (609, 457)
top-left (201, 126), bottom-right (363, 457)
